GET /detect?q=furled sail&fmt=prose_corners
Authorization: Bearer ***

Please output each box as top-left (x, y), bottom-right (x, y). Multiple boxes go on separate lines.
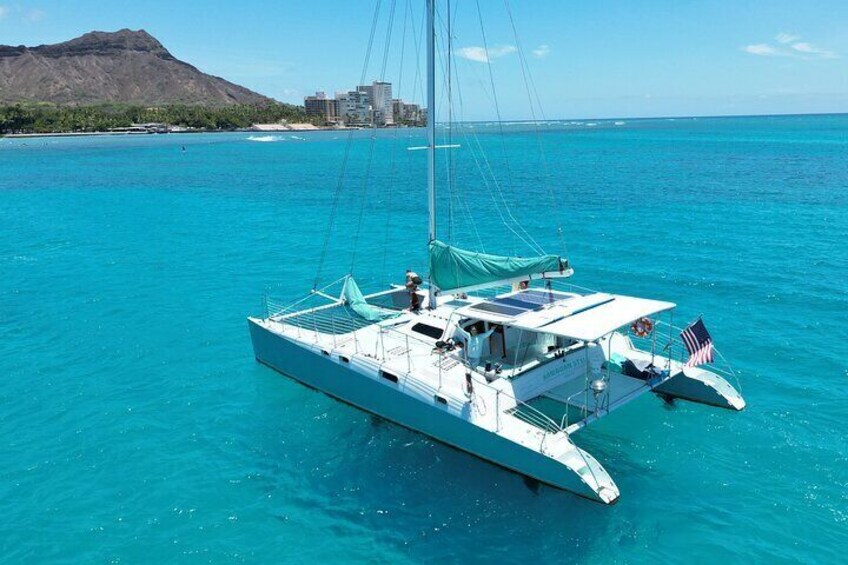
top-left (428, 240), bottom-right (570, 293)
top-left (341, 276), bottom-right (397, 321)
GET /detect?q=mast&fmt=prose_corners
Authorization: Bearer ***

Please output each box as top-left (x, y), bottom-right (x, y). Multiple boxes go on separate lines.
top-left (426, 0), bottom-right (437, 308)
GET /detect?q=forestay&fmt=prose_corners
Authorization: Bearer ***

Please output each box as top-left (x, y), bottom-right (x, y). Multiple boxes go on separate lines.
top-left (429, 240), bottom-right (570, 293)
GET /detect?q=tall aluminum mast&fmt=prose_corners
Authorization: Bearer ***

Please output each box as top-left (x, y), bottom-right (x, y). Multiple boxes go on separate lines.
top-left (426, 0), bottom-right (437, 308)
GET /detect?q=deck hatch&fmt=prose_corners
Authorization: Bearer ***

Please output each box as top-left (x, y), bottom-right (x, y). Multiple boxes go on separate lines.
top-left (410, 322), bottom-right (444, 340)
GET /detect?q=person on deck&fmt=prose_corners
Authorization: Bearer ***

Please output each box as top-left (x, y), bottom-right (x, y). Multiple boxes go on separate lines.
top-left (455, 324), bottom-right (494, 369)
top-left (405, 269), bottom-right (421, 311)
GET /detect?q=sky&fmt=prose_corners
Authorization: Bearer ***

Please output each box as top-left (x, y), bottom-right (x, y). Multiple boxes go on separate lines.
top-left (1, 0), bottom-right (847, 120)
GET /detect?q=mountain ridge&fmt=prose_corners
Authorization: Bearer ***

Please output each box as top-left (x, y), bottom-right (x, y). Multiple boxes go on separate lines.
top-left (0, 29), bottom-right (274, 106)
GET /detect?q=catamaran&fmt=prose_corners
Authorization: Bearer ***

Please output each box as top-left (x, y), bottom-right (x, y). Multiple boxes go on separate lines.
top-left (248, 0), bottom-right (744, 504)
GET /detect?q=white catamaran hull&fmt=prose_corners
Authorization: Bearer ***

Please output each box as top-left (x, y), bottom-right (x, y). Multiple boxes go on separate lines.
top-left (248, 319), bottom-right (619, 503)
top-left (655, 367), bottom-right (746, 410)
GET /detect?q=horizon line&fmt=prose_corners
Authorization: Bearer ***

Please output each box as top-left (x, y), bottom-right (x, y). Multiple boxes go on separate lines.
top-left (434, 111), bottom-right (848, 124)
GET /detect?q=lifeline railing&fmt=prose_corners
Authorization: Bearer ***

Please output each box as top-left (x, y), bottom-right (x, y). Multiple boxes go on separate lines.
top-left (626, 319), bottom-right (742, 394)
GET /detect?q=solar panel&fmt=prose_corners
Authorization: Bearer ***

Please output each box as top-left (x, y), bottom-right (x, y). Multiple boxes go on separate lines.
top-left (491, 297), bottom-right (537, 310)
top-left (518, 289), bottom-right (571, 306)
top-left (467, 290), bottom-right (573, 318)
top-left (469, 301), bottom-right (527, 317)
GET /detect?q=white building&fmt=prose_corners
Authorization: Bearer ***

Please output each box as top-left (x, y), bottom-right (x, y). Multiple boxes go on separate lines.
top-left (355, 81), bottom-right (393, 126)
top-left (336, 89), bottom-right (371, 126)
top-left (370, 81), bottom-right (394, 126)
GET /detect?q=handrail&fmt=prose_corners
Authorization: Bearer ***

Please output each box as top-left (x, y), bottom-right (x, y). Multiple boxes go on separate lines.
top-left (264, 275), bottom-right (350, 318)
top-left (628, 319), bottom-right (741, 391)
top-left (564, 386), bottom-right (589, 429)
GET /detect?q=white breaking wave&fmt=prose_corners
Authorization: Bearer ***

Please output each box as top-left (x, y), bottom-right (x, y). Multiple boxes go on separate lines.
top-left (247, 135), bottom-right (285, 142)
top-left (247, 134), bottom-right (307, 142)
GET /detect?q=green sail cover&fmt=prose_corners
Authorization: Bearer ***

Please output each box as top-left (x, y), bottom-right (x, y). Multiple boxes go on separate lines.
top-left (429, 240), bottom-right (568, 292)
top-left (342, 277), bottom-right (397, 321)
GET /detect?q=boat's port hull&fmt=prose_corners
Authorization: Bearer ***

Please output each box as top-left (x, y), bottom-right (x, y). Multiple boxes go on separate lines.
top-left (248, 319), bottom-right (617, 503)
top-left (653, 366), bottom-right (746, 411)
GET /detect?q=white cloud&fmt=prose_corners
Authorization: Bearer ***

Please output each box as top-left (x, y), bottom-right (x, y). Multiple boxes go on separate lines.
top-left (455, 44), bottom-right (516, 64)
top-left (743, 34), bottom-right (838, 60)
top-left (744, 43), bottom-right (781, 56)
top-left (791, 41), bottom-right (838, 59)
top-left (532, 44), bottom-right (550, 59)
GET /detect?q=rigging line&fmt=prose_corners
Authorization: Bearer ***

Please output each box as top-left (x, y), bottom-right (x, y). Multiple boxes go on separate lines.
top-left (449, 62), bottom-right (540, 252)
top-left (450, 67), bottom-right (537, 252)
top-left (451, 123), bottom-right (486, 252)
top-left (460, 118), bottom-right (540, 252)
top-left (503, 0), bottom-right (567, 255)
top-left (443, 0), bottom-right (452, 241)
top-left (473, 0), bottom-right (546, 256)
top-left (441, 2), bottom-right (467, 249)
top-left (444, 39), bottom-right (535, 252)
top-left (350, 0), bottom-right (397, 273)
top-left (435, 5), bottom-right (467, 248)
top-left (382, 0), bottom-right (411, 280)
top-left (446, 0), bottom-right (455, 242)
top-left (447, 48), bottom-right (486, 253)
top-left (440, 14), bottom-right (534, 254)
top-left (408, 1), bottom-right (425, 109)
top-left (447, 0), bottom-right (462, 244)
top-left (433, 8), bottom-right (449, 240)
top-left (314, 0), bottom-right (383, 288)
top-left (434, 1), bottom-right (455, 242)
top-left (444, 34), bottom-right (488, 252)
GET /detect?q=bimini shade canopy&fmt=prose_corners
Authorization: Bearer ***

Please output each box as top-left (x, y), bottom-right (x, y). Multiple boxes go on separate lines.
top-left (429, 240), bottom-right (569, 293)
top-left (511, 293), bottom-right (676, 341)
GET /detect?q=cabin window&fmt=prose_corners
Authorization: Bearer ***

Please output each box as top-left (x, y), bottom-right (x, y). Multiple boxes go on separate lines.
top-left (380, 370), bottom-right (399, 384)
top-left (410, 322), bottom-right (444, 340)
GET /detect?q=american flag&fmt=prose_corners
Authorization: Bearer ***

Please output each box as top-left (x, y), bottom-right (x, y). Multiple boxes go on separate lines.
top-left (680, 318), bottom-right (714, 367)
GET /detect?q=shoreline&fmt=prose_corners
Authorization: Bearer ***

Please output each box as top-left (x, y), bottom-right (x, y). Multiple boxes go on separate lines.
top-left (5, 112), bottom-right (845, 140)
top-left (1, 124), bottom-right (395, 139)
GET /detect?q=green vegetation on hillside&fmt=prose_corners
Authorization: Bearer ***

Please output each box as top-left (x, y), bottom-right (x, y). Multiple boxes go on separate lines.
top-left (0, 102), bottom-right (309, 134)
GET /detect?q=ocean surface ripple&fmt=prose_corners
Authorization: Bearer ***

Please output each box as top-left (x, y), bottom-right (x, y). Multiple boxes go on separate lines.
top-left (1, 115), bottom-right (846, 562)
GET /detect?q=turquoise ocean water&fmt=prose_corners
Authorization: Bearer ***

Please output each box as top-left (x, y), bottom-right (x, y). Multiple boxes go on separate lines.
top-left (1, 115), bottom-right (847, 562)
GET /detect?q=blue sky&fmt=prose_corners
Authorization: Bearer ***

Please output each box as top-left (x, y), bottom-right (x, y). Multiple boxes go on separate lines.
top-left (1, 0), bottom-right (847, 119)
